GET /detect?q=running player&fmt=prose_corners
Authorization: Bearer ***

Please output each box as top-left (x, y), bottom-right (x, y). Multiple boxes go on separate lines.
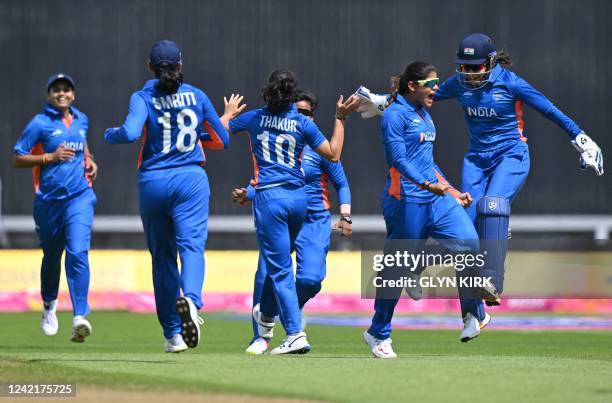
top-left (362, 61), bottom-right (479, 358)
top-left (232, 90), bottom-right (352, 355)
top-left (224, 70), bottom-right (359, 354)
top-left (104, 40), bottom-right (244, 353)
top-left (13, 73), bottom-right (98, 342)
top-left (433, 33), bottom-right (604, 341)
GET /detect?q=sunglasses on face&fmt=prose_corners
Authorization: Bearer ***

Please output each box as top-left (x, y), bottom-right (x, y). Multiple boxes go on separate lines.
top-left (414, 77), bottom-right (439, 89)
top-left (298, 108), bottom-right (314, 117)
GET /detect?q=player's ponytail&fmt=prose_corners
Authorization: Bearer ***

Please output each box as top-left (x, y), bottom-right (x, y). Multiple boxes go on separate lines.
top-left (492, 50), bottom-right (513, 68)
top-left (395, 61), bottom-right (437, 98)
top-left (154, 63), bottom-right (183, 94)
top-left (262, 69), bottom-right (298, 115)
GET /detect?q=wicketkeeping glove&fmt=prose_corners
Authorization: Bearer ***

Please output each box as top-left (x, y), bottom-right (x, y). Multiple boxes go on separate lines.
top-left (571, 132), bottom-right (604, 176)
top-left (353, 86), bottom-right (390, 119)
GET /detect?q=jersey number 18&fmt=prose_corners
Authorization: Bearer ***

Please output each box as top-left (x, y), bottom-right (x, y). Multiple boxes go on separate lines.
top-left (158, 109), bottom-right (199, 153)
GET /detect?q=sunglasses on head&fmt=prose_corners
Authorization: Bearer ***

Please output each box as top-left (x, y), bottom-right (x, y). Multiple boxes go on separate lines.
top-left (298, 108), bottom-right (314, 117)
top-left (414, 77), bottom-right (439, 89)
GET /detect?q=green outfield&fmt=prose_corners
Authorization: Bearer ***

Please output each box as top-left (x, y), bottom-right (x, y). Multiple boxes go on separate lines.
top-left (1, 312), bottom-right (611, 402)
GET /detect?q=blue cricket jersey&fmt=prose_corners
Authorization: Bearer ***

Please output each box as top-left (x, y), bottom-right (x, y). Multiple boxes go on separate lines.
top-left (14, 104), bottom-right (92, 201)
top-left (229, 104), bottom-right (326, 189)
top-left (382, 94), bottom-right (446, 203)
top-left (245, 145), bottom-right (351, 212)
top-left (104, 79), bottom-right (229, 170)
top-left (435, 64), bottom-right (582, 152)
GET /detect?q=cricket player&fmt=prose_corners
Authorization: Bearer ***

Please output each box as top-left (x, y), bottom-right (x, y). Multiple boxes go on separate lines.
top-left (356, 33), bottom-right (604, 342)
top-left (13, 73), bottom-right (98, 343)
top-left (104, 40), bottom-right (242, 352)
top-left (361, 61), bottom-right (479, 358)
top-left (225, 69), bottom-right (359, 354)
top-left (232, 90), bottom-right (353, 355)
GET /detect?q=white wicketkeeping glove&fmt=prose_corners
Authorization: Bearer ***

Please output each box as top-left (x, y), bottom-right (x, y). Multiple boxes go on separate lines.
top-left (353, 86), bottom-right (390, 119)
top-left (571, 132), bottom-right (604, 176)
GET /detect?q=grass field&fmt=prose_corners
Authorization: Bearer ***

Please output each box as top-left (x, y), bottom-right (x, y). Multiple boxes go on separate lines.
top-left (1, 312), bottom-right (611, 402)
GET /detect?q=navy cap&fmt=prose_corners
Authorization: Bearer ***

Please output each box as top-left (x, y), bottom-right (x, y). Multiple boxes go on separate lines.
top-left (149, 40), bottom-right (182, 67)
top-left (455, 33), bottom-right (496, 65)
top-left (47, 73), bottom-right (75, 91)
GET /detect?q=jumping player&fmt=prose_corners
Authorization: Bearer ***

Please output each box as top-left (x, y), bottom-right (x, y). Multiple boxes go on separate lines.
top-left (433, 33), bottom-right (604, 340)
top-left (362, 62), bottom-right (479, 358)
top-left (232, 90), bottom-right (353, 355)
top-left (104, 40), bottom-right (243, 352)
top-left (13, 73), bottom-right (98, 342)
top-left (225, 70), bottom-right (359, 354)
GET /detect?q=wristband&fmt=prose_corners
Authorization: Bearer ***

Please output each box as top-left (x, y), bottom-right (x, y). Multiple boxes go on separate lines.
top-left (42, 154), bottom-right (47, 165)
top-left (335, 115), bottom-right (347, 121)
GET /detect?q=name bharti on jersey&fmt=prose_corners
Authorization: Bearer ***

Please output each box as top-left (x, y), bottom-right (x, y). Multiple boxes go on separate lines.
top-left (152, 91), bottom-right (198, 111)
top-left (260, 115), bottom-right (298, 133)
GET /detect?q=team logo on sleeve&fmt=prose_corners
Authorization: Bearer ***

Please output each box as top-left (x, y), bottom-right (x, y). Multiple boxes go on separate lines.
top-left (79, 129), bottom-right (86, 138)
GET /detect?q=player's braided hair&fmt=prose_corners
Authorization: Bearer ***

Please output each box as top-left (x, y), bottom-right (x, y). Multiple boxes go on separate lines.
top-left (154, 63), bottom-right (183, 94)
top-left (262, 69), bottom-right (298, 114)
top-left (392, 61), bottom-right (437, 102)
top-left (295, 89), bottom-right (318, 112)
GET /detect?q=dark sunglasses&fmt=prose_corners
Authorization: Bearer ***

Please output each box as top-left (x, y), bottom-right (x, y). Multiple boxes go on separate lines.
top-left (298, 108), bottom-right (314, 117)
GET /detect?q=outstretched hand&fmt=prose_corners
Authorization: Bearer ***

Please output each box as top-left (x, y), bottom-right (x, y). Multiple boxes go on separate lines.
top-left (223, 94), bottom-right (247, 120)
top-left (335, 95), bottom-right (361, 120)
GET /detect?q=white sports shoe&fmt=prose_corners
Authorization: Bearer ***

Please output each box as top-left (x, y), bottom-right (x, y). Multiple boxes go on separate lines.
top-left (460, 312), bottom-right (489, 342)
top-left (270, 332), bottom-right (311, 355)
top-left (363, 330), bottom-right (397, 359)
top-left (252, 303), bottom-right (274, 339)
top-left (176, 297), bottom-right (203, 348)
top-left (164, 334), bottom-right (188, 353)
top-left (70, 316), bottom-right (92, 343)
top-left (245, 337), bottom-right (270, 355)
top-left (40, 300), bottom-right (59, 336)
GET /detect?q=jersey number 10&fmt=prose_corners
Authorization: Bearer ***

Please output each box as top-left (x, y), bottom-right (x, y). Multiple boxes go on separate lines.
top-left (257, 131), bottom-right (296, 167)
top-left (158, 109), bottom-right (199, 153)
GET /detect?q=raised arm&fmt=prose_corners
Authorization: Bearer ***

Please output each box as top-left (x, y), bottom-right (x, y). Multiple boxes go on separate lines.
top-left (104, 93), bottom-right (148, 144)
top-left (313, 95), bottom-right (360, 162)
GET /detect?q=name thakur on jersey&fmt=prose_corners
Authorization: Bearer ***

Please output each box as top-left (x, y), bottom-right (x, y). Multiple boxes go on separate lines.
top-left (260, 116), bottom-right (298, 132)
top-left (152, 92), bottom-right (198, 110)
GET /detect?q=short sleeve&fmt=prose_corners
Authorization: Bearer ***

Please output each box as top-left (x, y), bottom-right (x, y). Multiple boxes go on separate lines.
top-left (14, 117), bottom-right (42, 155)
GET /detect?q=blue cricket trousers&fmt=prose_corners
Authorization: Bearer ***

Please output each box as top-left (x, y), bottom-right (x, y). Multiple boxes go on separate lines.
top-left (368, 193), bottom-right (479, 340)
top-left (34, 187), bottom-right (96, 316)
top-left (138, 165), bottom-right (209, 339)
top-left (460, 140), bottom-right (530, 320)
top-left (254, 185), bottom-right (308, 336)
top-left (251, 209), bottom-right (331, 339)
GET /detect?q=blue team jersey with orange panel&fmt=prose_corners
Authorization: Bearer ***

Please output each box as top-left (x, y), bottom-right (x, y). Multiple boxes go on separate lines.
top-left (435, 64), bottom-right (582, 152)
top-left (13, 104), bottom-right (92, 202)
top-left (382, 94), bottom-right (456, 203)
top-left (104, 80), bottom-right (228, 170)
top-left (302, 145), bottom-right (350, 211)
top-left (229, 104), bottom-right (326, 189)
